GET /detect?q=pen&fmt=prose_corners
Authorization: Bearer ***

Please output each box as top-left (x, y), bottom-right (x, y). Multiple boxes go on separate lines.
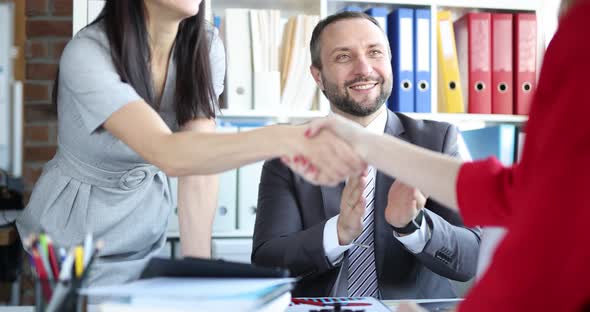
top-left (58, 249), bottom-right (75, 282)
top-left (79, 241), bottom-right (103, 282)
top-left (37, 234), bottom-right (54, 281)
top-left (83, 232), bottom-right (93, 267)
top-left (31, 248), bottom-right (53, 302)
top-left (46, 250), bottom-right (76, 312)
top-left (55, 242), bottom-right (104, 312)
top-left (46, 237), bottom-right (60, 280)
top-left (58, 247), bottom-right (67, 263)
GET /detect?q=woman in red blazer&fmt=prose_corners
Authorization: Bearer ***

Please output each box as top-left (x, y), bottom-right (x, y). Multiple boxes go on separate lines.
top-left (301, 0), bottom-right (590, 310)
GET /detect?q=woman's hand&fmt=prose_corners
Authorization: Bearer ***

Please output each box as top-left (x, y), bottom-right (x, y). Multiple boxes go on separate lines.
top-left (305, 115), bottom-right (371, 159)
top-left (280, 125), bottom-right (366, 186)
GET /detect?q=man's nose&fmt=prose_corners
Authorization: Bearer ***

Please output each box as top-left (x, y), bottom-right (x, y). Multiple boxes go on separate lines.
top-left (353, 56), bottom-right (373, 76)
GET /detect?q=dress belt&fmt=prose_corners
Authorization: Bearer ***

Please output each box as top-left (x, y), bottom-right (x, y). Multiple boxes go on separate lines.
top-left (54, 148), bottom-right (161, 191)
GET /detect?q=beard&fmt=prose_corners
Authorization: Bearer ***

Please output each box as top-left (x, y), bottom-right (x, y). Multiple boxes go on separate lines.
top-left (321, 73), bottom-right (392, 117)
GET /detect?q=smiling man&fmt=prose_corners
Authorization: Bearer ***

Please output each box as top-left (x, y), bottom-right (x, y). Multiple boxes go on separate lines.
top-left (251, 11), bottom-right (481, 299)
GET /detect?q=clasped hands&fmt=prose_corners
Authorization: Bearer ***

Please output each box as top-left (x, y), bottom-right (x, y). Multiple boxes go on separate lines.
top-left (280, 114), bottom-right (369, 186)
top-left (281, 115), bottom-right (426, 244)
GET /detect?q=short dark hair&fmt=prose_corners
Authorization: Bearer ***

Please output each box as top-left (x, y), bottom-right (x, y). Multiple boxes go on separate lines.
top-left (310, 11), bottom-right (386, 69)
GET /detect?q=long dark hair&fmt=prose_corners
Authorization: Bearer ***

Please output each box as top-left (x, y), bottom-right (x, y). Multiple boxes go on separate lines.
top-left (53, 0), bottom-right (216, 126)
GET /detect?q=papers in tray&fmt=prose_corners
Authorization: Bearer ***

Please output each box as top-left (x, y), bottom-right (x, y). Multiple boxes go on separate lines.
top-left (98, 292), bottom-right (292, 312)
top-left (81, 277), bottom-right (295, 312)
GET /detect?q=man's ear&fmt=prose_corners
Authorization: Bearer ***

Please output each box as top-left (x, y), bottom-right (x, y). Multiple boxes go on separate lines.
top-left (310, 65), bottom-right (324, 91)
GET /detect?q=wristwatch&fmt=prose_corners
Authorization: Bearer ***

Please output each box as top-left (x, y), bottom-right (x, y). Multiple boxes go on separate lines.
top-left (391, 209), bottom-right (424, 235)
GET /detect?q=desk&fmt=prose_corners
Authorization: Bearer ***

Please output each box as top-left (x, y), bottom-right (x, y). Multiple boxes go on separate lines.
top-left (0, 299), bottom-right (461, 311)
top-left (0, 306), bottom-right (100, 312)
top-left (0, 307), bottom-right (31, 312)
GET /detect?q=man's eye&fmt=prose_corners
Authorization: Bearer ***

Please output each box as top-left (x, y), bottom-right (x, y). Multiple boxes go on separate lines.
top-left (370, 50), bottom-right (383, 56)
top-left (336, 54), bottom-right (350, 62)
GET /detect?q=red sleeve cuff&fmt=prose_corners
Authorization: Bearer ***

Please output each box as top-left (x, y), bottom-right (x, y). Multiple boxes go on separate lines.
top-left (456, 157), bottom-right (507, 227)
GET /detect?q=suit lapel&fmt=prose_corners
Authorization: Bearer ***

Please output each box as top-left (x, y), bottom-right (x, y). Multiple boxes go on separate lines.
top-left (320, 183), bottom-right (344, 219)
top-left (373, 170), bottom-right (394, 284)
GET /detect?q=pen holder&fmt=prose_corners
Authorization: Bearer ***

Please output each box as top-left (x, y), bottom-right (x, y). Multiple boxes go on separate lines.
top-left (33, 275), bottom-right (87, 312)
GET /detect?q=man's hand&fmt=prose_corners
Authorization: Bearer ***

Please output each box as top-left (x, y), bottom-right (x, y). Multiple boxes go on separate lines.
top-left (336, 174), bottom-right (367, 245)
top-left (385, 180), bottom-right (426, 229)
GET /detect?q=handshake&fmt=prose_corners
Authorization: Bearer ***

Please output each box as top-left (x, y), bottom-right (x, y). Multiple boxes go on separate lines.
top-left (280, 114), bottom-right (370, 186)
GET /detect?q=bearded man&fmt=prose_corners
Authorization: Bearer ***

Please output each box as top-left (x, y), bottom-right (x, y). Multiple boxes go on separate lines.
top-left (251, 11), bottom-right (481, 299)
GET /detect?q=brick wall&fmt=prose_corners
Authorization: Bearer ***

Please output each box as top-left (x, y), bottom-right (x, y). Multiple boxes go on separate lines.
top-left (23, 0), bottom-right (72, 201)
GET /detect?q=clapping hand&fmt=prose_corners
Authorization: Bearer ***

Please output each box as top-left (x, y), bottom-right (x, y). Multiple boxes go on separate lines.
top-left (385, 180), bottom-right (426, 230)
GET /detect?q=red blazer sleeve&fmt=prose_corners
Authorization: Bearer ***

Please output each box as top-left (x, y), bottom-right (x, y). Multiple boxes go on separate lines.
top-left (457, 2), bottom-right (590, 310)
top-left (456, 159), bottom-right (517, 227)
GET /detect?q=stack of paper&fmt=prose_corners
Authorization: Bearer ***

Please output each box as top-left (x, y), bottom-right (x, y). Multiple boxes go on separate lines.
top-left (82, 277), bottom-right (295, 312)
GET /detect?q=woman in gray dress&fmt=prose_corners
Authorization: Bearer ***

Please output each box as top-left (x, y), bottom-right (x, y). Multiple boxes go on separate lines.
top-left (17, 0), bottom-right (365, 286)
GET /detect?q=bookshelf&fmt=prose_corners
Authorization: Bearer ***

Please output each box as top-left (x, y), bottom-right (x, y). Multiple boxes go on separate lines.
top-left (206, 0), bottom-right (546, 126)
top-left (73, 0), bottom-right (549, 126)
top-left (72, 0), bottom-right (553, 262)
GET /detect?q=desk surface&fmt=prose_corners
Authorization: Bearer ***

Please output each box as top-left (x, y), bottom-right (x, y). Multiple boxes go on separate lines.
top-left (0, 308), bottom-right (31, 312)
top-left (0, 300), bottom-right (462, 312)
top-left (0, 306), bottom-right (100, 312)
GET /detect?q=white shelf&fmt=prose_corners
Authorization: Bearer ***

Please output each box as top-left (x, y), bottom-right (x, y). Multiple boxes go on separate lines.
top-left (405, 113), bottom-right (527, 123)
top-left (218, 109), bottom-right (527, 124)
top-left (328, 0), bottom-right (432, 6)
top-left (166, 231), bottom-right (254, 239)
top-left (211, 0), bottom-right (320, 16)
top-left (218, 109), bottom-right (328, 120)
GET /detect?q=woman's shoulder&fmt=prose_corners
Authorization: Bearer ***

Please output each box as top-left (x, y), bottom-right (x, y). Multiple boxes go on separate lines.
top-left (60, 22), bottom-right (112, 71)
top-left (69, 22), bottom-right (109, 50)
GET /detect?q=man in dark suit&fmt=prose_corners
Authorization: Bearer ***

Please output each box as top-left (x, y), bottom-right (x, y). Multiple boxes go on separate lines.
top-left (251, 11), bottom-right (481, 299)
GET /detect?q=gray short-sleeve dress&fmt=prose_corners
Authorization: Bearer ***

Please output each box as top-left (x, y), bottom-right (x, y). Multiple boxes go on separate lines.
top-left (16, 22), bottom-right (225, 286)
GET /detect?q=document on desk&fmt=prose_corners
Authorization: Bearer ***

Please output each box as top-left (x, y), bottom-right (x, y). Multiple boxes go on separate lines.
top-left (82, 277), bottom-right (294, 298)
top-left (99, 292), bottom-right (291, 312)
top-left (382, 298), bottom-right (462, 311)
top-left (288, 297), bottom-right (390, 312)
top-left (82, 277), bottom-right (295, 312)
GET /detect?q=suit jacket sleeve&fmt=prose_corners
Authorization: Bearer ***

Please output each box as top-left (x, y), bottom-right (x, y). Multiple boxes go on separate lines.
top-left (251, 159), bottom-right (335, 277)
top-left (414, 123), bottom-right (482, 282)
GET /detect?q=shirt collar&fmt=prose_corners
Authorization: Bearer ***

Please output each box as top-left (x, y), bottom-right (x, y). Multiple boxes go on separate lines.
top-left (365, 107), bottom-right (387, 135)
top-left (329, 106), bottom-right (387, 135)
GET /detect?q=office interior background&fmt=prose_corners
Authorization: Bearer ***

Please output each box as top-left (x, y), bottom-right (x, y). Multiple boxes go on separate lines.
top-left (0, 0), bottom-right (563, 305)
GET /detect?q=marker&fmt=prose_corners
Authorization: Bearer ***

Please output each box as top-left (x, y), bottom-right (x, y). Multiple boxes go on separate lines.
top-left (46, 238), bottom-right (60, 280)
top-left (74, 246), bottom-right (84, 278)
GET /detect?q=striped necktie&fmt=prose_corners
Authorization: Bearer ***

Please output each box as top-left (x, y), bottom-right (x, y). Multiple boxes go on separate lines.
top-left (347, 166), bottom-right (380, 298)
